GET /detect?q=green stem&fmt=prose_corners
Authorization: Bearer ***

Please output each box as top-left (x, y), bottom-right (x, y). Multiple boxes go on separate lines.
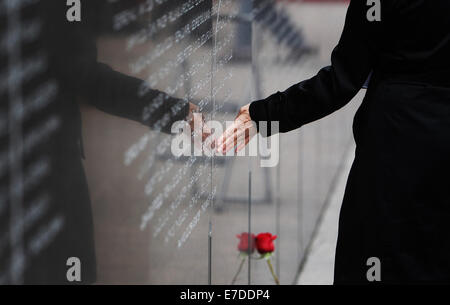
top-left (231, 257), bottom-right (246, 285)
top-left (267, 258), bottom-right (280, 285)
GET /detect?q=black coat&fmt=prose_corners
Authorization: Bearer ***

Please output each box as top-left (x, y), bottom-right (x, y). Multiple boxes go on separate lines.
top-left (6, 1), bottom-right (188, 284)
top-left (250, 0), bottom-right (450, 283)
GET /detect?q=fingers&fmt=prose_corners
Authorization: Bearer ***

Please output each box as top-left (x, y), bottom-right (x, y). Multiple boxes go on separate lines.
top-left (234, 123), bottom-right (256, 153)
top-left (217, 120), bottom-right (255, 154)
top-left (238, 123), bottom-right (257, 152)
top-left (215, 121), bottom-right (238, 150)
top-left (216, 120), bottom-right (243, 153)
top-left (235, 133), bottom-right (251, 153)
top-left (221, 126), bottom-right (244, 154)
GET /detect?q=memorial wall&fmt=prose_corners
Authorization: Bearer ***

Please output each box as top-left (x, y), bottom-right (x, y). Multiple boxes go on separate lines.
top-left (0, 0), bottom-right (355, 284)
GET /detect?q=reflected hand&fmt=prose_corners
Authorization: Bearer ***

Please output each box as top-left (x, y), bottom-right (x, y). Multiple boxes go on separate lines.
top-left (216, 104), bottom-right (257, 154)
top-left (187, 102), bottom-right (211, 143)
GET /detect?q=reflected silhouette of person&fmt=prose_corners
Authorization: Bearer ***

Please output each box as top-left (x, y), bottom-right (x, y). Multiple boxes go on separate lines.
top-left (219, 0), bottom-right (450, 283)
top-left (3, 0), bottom-right (202, 284)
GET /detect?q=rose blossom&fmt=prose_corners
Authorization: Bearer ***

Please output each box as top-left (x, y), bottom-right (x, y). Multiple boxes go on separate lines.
top-left (255, 233), bottom-right (277, 254)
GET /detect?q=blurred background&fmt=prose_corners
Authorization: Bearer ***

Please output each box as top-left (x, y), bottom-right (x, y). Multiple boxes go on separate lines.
top-left (1, 0), bottom-right (366, 284)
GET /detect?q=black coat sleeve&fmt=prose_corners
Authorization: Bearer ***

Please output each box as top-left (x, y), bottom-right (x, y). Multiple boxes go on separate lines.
top-left (249, 0), bottom-right (386, 136)
top-left (45, 0), bottom-right (189, 133)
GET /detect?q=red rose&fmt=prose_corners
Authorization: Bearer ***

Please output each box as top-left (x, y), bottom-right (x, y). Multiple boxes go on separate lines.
top-left (255, 233), bottom-right (277, 254)
top-left (236, 233), bottom-right (256, 253)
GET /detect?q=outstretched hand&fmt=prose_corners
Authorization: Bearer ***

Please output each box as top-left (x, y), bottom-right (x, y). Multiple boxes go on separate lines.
top-left (216, 104), bottom-right (257, 154)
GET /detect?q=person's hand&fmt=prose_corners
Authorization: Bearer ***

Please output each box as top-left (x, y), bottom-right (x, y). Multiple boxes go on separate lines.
top-left (216, 103), bottom-right (257, 154)
top-left (187, 103), bottom-right (210, 141)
